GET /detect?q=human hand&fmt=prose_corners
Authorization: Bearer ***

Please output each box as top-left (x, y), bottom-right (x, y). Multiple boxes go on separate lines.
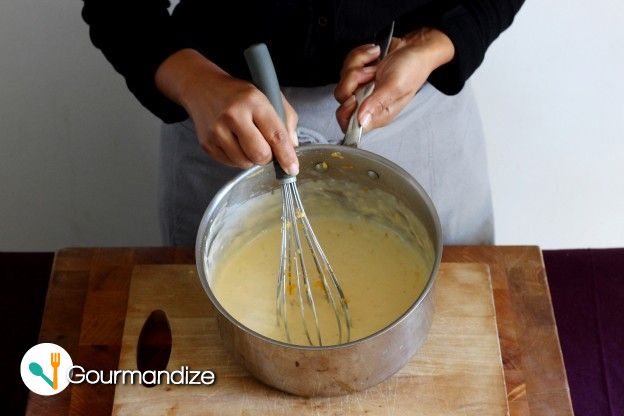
top-left (334, 28), bottom-right (455, 133)
top-left (155, 49), bottom-right (299, 175)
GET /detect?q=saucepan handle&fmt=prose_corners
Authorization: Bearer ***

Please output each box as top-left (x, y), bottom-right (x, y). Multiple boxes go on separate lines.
top-left (342, 21), bottom-right (395, 148)
top-left (244, 43), bottom-right (292, 181)
top-left (342, 84), bottom-right (375, 148)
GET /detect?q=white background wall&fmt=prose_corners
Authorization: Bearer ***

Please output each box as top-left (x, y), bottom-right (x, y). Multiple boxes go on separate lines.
top-left (1, 0), bottom-right (622, 251)
top-left (472, 0), bottom-right (624, 249)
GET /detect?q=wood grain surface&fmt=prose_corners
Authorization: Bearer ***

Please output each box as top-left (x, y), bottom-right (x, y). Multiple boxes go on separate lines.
top-left (111, 263), bottom-right (507, 415)
top-left (25, 246), bottom-right (573, 416)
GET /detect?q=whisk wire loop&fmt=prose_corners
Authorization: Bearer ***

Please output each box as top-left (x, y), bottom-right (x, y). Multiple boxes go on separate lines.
top-left (276, 181), bottom-right (352, 346)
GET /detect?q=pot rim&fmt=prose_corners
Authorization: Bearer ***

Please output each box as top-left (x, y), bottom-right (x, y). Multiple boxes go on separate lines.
top-left (195, 144), bottom-right (443, 351)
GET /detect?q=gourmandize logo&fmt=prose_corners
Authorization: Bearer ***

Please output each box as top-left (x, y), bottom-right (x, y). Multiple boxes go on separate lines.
top-left (20, 343), bottom-right (73, 396)
top-left (30, 352), bottom-right (61, 390)
top-left (21, 342), bottom-right (216, 394)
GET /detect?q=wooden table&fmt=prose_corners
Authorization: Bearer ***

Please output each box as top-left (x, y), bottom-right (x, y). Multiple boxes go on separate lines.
top-left (26, 246), bottom-right (574, 415)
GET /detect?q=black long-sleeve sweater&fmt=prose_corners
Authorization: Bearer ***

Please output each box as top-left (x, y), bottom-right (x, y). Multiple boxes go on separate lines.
top-left (81, 0), bottom-right (524, 124)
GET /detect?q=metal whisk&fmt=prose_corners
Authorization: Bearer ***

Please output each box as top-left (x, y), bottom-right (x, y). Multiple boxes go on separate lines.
top-left (244, 45), bottom-right (352, 346)
top-left (276, 179), bottom-right (352, 346)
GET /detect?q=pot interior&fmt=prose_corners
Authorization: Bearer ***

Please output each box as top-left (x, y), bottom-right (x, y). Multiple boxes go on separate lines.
top-left (197, 145), bottom-right (441, 346)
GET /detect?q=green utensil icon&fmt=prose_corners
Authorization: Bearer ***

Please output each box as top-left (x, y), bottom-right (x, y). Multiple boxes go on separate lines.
top-left (29, 362), bottom-right (54, 388)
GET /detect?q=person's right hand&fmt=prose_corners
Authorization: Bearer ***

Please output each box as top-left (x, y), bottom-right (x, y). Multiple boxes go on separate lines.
top-left (155, 48), bottom-right (299, 175)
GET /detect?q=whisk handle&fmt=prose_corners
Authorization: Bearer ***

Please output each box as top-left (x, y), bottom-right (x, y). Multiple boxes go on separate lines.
top-left (244, 43), bottom-right (292, 181)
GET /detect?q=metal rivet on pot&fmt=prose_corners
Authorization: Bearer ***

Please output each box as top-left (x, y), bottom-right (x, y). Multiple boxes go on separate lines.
top-left (314, 161), bottom-right (328, 172)
top-left (367, 170), bottom-right (379, 180)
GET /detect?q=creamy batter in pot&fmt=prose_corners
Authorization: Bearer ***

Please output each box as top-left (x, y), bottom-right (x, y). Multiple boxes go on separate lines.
top-left (208, 180), bottom-right (432, 346)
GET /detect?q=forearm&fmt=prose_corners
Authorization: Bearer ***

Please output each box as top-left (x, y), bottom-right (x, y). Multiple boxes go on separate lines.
top-left (400, 27), bottom-right (456, 74)
top-left (155, 49), bottom-right (230, 112)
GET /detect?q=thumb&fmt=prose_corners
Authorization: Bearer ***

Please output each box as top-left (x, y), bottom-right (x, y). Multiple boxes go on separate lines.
top-left (282, 94), bottom-right (299, 147)
top-left (287, 117), bottom-right (299, 147)
top-left (357, 83), bottom-right (398, 132)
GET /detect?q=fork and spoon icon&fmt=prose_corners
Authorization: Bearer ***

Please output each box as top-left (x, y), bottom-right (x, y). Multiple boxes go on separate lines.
top-left (29, 352), bottom-right (61, 389)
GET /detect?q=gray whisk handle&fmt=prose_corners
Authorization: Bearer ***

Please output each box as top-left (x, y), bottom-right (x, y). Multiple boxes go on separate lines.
top-left (244, 43), bottom-right (291, 181)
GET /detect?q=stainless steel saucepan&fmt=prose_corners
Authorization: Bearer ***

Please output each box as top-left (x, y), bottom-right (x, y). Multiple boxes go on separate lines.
top-left (195, 35), bottom-right (442, 397)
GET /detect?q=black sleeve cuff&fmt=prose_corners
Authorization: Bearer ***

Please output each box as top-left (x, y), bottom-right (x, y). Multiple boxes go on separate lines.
top-left (125, 31), bottom-right (191, 124)
top-left (427, 5), bottom-right (484, 96)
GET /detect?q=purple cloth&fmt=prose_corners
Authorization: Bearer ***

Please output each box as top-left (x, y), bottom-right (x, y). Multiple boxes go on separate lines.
top-left (1, 252), bottom-right (54, 415)
top-left (544, 249), bottom-right (624, 416)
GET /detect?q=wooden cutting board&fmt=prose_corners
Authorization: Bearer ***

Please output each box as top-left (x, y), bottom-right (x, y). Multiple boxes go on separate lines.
top-left (112, 263), bottom-right (508, 415)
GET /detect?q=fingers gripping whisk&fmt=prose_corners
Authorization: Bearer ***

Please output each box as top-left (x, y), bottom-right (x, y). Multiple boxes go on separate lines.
top-left (276, 181), bottom-right (352, 346)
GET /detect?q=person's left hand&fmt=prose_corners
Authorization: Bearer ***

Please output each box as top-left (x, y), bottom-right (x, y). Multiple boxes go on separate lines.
top-left (335, 28), bottom-right (455, 133)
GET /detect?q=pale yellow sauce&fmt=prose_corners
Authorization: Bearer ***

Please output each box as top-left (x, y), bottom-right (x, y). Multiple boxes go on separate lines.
top-left (212, 216), bottom-right (429, 346)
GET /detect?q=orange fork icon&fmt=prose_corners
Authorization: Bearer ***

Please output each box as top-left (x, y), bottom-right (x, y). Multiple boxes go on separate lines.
top-left (51, 352), bottom-right (61, 390)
